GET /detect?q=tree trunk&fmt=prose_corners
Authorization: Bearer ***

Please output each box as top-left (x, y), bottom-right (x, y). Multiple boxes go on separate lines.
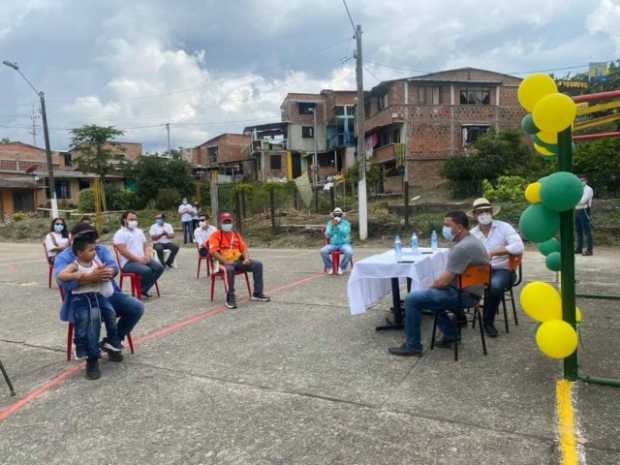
top-left (99, 176), bottom-right (108, 211)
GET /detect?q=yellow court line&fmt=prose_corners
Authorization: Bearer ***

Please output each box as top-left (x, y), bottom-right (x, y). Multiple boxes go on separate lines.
top-left (556, 379), bottom-right (580, 465)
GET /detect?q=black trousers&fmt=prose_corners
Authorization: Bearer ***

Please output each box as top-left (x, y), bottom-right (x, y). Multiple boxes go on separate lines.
top-left (154, 242), bottom-right (179, 267)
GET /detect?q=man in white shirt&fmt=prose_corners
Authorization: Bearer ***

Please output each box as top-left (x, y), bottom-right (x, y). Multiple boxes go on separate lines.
top-left (149, 213), bottom-right (179, 269)
top-left (470, 198), bottom-right (524, 338)
top-left (113, 211), bottom-right (164, 298)
top-left (178, 198), bottom-right (195, 244)
top-left (194, 212), bottom-right (217, 257)
top-left (575, 176), bottom-right (594, 256)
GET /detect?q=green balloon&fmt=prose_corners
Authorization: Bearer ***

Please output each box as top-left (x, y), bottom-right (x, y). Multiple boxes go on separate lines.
top-left (537, 238), bottom-right (561, 256)
top-left (521, 114), bottom-right (539, 135)
top-left (540, 171), bottom-right (584, 212)
top-left (532, 135), bottom-right (559, 154)
top-left (519, 204), bottom-right (560, 242)
top-left (545, 252), bottom-right (562, 272)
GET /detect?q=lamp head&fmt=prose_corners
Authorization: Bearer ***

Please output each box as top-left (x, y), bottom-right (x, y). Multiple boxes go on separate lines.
top-left (2, 61), bottom-right (18, 70)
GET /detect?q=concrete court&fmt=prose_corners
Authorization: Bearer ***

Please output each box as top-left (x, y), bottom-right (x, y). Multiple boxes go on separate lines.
top-left (0, 241), bottom-right (618, 465)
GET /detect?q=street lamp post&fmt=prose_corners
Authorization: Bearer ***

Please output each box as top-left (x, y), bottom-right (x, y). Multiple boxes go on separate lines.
top-left (3, 60), bottom-right (58, 218)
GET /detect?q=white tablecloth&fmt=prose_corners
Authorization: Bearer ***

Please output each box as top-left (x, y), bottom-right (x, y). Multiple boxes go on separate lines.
top-left (347, 247), bottom-right (449, 315)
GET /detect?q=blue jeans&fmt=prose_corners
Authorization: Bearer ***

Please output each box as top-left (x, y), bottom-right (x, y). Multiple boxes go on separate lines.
top-left (483, 269), bottom-right (513, 325)
top-left (404, 287), bottom-right (478, 351)
top-left (320, 244), bottom-right (353, 270)
top-left (575, 209), bottom-right (593, 253)
top-left (108, 291), bottom-right (144, 342)
top-left (72, 293), bottom-right (118, 359)
top-left (182, 221), bottom-right (193, 244)
top-left (123, 260), bottom-right (164, 295)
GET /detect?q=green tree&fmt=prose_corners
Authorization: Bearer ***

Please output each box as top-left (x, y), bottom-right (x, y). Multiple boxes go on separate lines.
top-left (574, 138), bottom-right (620, 196)
top-left (70, 125), bottom-right (125, 210)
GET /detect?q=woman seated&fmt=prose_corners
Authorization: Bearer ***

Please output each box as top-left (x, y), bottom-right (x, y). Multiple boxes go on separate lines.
top-left (44, 217), bottom-right (70, 264)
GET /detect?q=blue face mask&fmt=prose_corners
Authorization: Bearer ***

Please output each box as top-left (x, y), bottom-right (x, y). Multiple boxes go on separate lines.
top-left (54, 224), bottom-right (64, 233)
top-left (221, 223), bottom-right (233, 232)
top-left (442, 225), bottom-right (454, 242)
top-left (156, 219), bottom-right (164, 226)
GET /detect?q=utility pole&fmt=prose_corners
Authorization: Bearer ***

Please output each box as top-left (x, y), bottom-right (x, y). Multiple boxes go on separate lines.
top-left (354, 24), bottom-right (368, 240)
top-left (165, 123), bottom-right (171, 155)
top-left (312, 106), bottom-right (319, 212)
top-left (30, 104), bottom-right (39, 146)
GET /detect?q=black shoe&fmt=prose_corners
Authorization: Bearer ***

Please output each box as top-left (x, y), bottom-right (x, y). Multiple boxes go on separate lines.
top-left (251, 294), bottom-right (271, 302)
top-left (575, 250), bottom-right (582, 254)
top-left (435, 337), bottom-right (457, 349)
top-left (100, 340), bottom-right (123, 362)
top-left (85, 358), bottom-right (101, 380)
top-left (225, 296), bottom-right (237, 309)
top-left (141, 291), bottom-right (152, 300)
top-left (583, 250), bottom-right (593, 256)
top-left (483, 323), bottom-right (498, 338)
top-left (388, 344), bottom-right (423, 357)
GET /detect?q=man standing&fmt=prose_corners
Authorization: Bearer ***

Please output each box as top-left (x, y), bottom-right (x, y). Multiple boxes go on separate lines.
top-left (575, 176), bottom-right (594, 256)
top-left (389, 211), bottom-right (489, 356)
top-left (470, 198), bottom-right (524, 338)
top-left (113, 211), bottom-right (164, 298)
top-left (149, 213), bottom-right (179, 269)
top-left (208, 212), bottom-right (270, 309)
top-left (178, 197), bottom-right (195, 244)
top-left (54, 223), bottom-right (144, 360)
top-left (194, 212), bottom-right (217, 256)
top-left (320, 207), bottom-right (353, 275)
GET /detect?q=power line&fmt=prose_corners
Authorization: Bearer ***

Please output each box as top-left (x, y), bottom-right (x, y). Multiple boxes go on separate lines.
top-left (341, 0), bottom-right (356, 33)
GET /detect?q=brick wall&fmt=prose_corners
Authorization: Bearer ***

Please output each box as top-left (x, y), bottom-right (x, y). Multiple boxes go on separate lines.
top-left (0, 143), bottom-right (62, 168)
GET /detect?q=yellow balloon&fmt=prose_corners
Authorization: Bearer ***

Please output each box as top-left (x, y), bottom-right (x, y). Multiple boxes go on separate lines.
top-left (524, 182), bottom-right (542, 204)
top-left (576, 307), bottom-right (582, 322)
top-left (518, 74), bottom-right (558, 112)
top-left (520, 281), bottom-right (562, 322)
top-left (534, 144), bottom-right (555, 157)
top-left (533, 93), bottom-right (577, 133)
top-left (538, 131), bottom-right (558, 145)
top-left (536, 320), bottom-right (578, 359)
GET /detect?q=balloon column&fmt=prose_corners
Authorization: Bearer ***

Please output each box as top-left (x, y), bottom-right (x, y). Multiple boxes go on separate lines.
top-left (517, 74), bottom-right (582, 363)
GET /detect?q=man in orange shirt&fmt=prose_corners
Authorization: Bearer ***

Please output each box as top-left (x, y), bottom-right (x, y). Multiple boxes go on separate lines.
top-left (208, 212), bottom-right (270, 309)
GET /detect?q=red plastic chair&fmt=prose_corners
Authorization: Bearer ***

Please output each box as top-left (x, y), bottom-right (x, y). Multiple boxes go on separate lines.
top-left (207, 255), bottom-right (251, 302)
top-left (113, 245), bottom-right (160, 300)
top-left (60, 287), bottom-right (135, 361)
top-left (322, 230), bottom-right (353, 274)
top-left (43, 243), bottom-right (54, 288)
top-left (196, 243), bottom-right (211, 278)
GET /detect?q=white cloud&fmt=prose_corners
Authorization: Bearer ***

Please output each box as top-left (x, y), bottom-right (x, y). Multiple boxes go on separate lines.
top-left (587, 0), bottom-right (620, 53)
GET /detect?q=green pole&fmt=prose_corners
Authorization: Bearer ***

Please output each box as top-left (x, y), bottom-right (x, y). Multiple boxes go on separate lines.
top-left (558, 127), bottom-right (578, 381)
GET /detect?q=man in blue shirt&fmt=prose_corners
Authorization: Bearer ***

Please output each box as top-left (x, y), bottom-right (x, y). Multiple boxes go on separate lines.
top-left (320, 207), bottom-right (353, 275)
top-left (54, 223), bottom-right (144, 359)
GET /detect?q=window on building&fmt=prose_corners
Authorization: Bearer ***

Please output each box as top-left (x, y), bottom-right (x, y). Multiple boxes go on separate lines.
top-left (298, 102), bottom-right (316, 115)
top-left (417, 86), bottom-right (441, 105)
top-left (459, 88), bottom-right (491, 105)
top-left (335, 106), bottom-right (344, 116)
top-left (207, 146), bottom-right (218, 163)
top-left (270, 155), bottom-right (282, 171)
top-left (78, 179), bottom-right (90, 190)
top-left (392, 129), bottom-right (401, 144)
top-left (377, 92), bottom-right (389, 110)
top-left (462, 125), bottom-right (490, 145)
top-left (380, 131), bottom-right (390, 146)
top-left (55, 180), bottom-right (71, 199)
top-left (62, 152), bottom-right (72, 167)
top-left (302, 126), bottom-right (314, 138)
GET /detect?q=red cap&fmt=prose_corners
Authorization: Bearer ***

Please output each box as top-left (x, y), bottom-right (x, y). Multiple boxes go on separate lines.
top-left (219, 212), bottom-right (234, 223)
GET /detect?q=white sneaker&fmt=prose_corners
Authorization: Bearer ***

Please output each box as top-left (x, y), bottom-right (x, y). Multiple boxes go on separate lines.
top-left (326, 268), bottom-right (334, 275)
top-left (337, 267), bottom-right (344, 275)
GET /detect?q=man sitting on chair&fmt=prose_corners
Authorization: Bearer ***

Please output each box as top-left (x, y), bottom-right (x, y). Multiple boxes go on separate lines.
top-left (320, 207), bottom-right (353, 275)
top-left (149, 213), bottom-right (179, 269)
top-left (194, 212), bottom-right (217, 257)
top-left (389, 211), bottom-right (489, 357)
top-left (470, 198), bottom-right (524, 338)
top-left (113, 211), bottom-right (164, 299)
top-left (208, 212), bottom-right (270, 309)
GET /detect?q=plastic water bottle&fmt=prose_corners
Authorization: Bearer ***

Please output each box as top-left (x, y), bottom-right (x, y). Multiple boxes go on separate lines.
top-left (411, 232), bottom-right (419, 255)
top-left (431, 230), bottom-right (438, 251)
top-left (394, 235), bottom-right (402, 260)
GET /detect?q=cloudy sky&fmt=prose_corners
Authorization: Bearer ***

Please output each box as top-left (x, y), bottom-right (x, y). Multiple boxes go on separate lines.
top-left (0, 0), bottom-right (618, 152)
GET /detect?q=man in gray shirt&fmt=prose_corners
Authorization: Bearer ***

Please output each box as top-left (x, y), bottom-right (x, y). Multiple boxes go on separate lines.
top-left (389, 211), bottom-right (489, 356)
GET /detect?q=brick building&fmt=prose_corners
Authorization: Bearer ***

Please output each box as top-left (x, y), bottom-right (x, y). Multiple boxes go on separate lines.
top-left (363, 67), bottom-right (524, 191)
top-left (280, 89), bottom-right (357, 180)
top-left (194, 133), bottom-right (253, 181)
top-left (242, 122), bottom-right (290, 181)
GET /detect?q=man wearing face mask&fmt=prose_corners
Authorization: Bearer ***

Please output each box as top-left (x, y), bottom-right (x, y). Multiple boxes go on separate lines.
top-left (194, 213), bottom-right (217, 256)
top-left (470, 198), bottom-right (524, 338)
top-left (208, 212), bottom-right (270, 309)
top-left (149, 213), bottom-right (179, 269)
top-left (113, 211), bottom-right (164, 298)
top-left (575, 176), bottom-right (594, 256)
top-left (178, 197), bottom-right (195, 245)
top-left (389, 211), bottom-right (489, 357)
top-left (320, 207), bottom-right (353, 275)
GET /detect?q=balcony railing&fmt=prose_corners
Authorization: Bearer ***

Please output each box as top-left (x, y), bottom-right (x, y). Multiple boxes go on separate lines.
top-left (372, 144), bottom-right (397, 163)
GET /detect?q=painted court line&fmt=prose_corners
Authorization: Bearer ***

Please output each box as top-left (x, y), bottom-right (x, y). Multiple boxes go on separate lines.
top-left (556, 379), bottom-right (580, 465)
top-left (0, 272), bottom-right (324, 424)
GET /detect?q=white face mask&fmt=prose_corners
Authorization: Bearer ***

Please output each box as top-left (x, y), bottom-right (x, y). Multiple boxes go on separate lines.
top-left (477, 213), bottom-right (493, 225)
top-left (199, 221), bottom-right (207, 228)
top-left (127, 220), bottom-right (138, 230)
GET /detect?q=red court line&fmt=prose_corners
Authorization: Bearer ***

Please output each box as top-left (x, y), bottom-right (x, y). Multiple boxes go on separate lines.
top-left (0, 272), bottom-right (324, 424)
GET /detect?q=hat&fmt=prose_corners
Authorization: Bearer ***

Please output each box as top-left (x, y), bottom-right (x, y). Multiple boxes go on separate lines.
top-left (155, 213), bottom-right (165, 219)
top-left (467, 197), bottom-right (501, 218)
top-left (71, 222), bottom-right (99, 239)
top-left (219, 212), bottom-right (234, 223)
top-left (330, 207), bottom-right (344, 217)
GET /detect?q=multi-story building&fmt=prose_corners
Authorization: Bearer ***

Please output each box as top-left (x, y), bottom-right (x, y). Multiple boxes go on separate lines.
top-left (363, 67), bottom-right (524, 191)
top-left (242, 122), bottom-right (291, 181)
top-left (194, 133), bottom-right (253, 182)
top-left (279, 89), bottom-right (357, 180)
